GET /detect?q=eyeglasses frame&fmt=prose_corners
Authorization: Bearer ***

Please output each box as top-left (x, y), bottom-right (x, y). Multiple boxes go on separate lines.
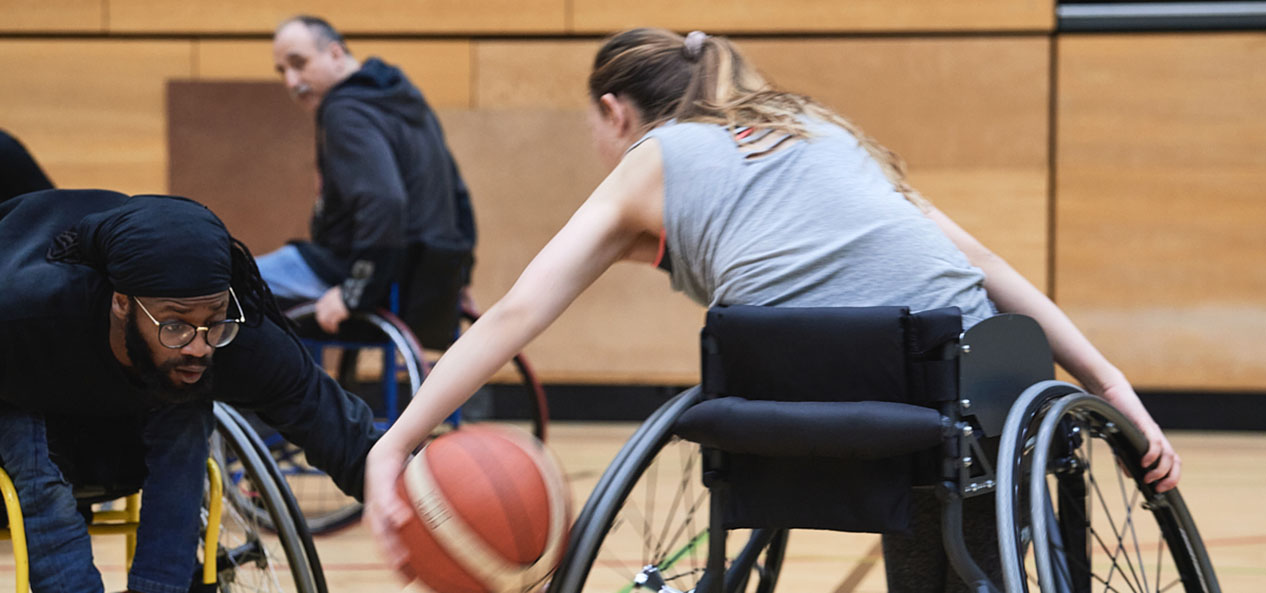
top-left (131, 287), bottom-right (246, 349)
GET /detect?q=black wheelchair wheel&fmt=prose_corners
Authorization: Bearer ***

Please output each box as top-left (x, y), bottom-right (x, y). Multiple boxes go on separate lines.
top-left (547, 388), bottom-right (786, 593)
top-left (209, 404), bottom-right (322, 593)
top-left (232, 305), bottom-right (429, 536)
top-left (1023, 394), bottom-right (1219, 593)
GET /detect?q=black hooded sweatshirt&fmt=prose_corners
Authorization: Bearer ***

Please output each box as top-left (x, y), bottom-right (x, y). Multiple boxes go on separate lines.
top-left (294, 57), bottom-right (476, 311)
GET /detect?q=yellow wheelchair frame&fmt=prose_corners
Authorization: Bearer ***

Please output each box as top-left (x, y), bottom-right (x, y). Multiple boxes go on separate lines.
top-left (0, 459), bottom-right (223, 593)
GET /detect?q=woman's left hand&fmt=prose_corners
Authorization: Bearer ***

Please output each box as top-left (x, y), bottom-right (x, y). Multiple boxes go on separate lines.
top-left (1100, 383), bottom-right (1182, 492)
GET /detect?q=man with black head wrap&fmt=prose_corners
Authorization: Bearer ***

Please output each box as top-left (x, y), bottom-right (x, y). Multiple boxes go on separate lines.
top-left (0, 189), bottom-right (382, 593)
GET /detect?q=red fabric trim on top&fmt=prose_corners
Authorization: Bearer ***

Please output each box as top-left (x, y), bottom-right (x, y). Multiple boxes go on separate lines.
top-left (735, 127), bottom-right (754, 140)
top-left (652, 228), bottom-right (667, 268)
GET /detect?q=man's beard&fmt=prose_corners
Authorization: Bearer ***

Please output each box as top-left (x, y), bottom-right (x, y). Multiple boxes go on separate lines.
top-left (124, 312), bottom-right (214, 405)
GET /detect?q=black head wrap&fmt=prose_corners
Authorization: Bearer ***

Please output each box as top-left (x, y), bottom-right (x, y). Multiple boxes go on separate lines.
top-left (73, 194), bottom-right (232, 297)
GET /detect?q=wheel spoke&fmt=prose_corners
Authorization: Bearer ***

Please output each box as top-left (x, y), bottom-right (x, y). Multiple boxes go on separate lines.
top-left (1086, 464), bottom-right (1142, 592)
top-left (652, 445), bottom-right (695, 561)
top-left (658, 489), bottom-right (709, 572)
top-left (1112, 461), bottom-right (1148, 592)
top-left (641, 459), bottom-right (658, 565)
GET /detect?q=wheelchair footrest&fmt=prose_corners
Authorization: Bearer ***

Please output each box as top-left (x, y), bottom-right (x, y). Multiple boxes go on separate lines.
top-left (673, 397), bottom-right (946, 459)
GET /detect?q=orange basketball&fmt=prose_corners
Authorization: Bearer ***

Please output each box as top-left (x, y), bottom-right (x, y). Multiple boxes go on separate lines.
top-left (394, 424), bottom-right (572, 593)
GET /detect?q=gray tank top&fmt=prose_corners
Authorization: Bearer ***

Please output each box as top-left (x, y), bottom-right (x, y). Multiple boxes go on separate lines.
top-left (638, 119), bottom-right (995, 327)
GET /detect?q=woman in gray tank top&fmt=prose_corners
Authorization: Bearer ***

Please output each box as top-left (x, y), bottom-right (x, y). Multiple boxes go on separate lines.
top-left (364, 28), bottom-right (1182, 591)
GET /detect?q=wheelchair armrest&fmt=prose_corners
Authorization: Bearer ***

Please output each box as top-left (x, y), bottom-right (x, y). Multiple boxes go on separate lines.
top-left (673, 397), bottom-right (947, 459)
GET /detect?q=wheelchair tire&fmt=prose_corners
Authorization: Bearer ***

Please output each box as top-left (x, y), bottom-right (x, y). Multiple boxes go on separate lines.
top-left (547, 387), bottom-right (787, 593)
top-left (1023, 393), bottom-right (1219, 593)
top-left (216, 404), bottom-right (328, 593)
top-left (233, 306), bottom-right (426, 536)
top-left (209, 404), bottom-right (322, 593)
top-left (996, 380), bottom-right (1087, 591)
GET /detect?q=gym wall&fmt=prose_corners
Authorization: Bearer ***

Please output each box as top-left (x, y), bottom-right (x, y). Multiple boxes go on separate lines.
top-left (3, 1), bottom-right (1264, 394)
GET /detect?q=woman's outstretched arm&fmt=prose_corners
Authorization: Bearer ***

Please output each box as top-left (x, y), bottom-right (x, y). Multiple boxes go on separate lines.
top-left (927, 206), bottom-right (1181, 492)
top-left (362, 139), bottom-right (665, 577)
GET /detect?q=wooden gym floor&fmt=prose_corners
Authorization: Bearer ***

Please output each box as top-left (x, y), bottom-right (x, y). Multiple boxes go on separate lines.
top-left (0, 424), bottom-right (1262, 592)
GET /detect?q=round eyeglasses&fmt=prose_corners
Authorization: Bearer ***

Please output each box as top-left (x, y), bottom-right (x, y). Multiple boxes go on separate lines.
top-left (132, 287), bottom-right (246, 349)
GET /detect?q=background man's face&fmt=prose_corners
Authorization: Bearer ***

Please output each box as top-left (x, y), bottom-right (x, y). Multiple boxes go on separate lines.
top-left (272, 22), bottom-right (345, 115)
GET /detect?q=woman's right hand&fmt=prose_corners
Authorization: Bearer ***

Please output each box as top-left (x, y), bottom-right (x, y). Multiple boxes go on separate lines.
top-left (363, 441), bottom-right (416, 582)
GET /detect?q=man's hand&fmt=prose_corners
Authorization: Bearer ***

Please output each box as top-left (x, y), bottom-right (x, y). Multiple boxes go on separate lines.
top-left (315, 286), bottom-right (350, 334)
top-left (363, 443), bottom-right (417, 582)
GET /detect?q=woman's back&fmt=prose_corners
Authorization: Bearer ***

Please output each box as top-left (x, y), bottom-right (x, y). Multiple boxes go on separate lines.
top-left (646, 118), bottom-right (994, 326)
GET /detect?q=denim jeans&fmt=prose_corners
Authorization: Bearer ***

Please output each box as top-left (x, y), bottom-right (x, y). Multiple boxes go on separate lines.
top-left (256, 244), bottom-right (331, 302)
top-left (0, 402), bottom-right (214, 593)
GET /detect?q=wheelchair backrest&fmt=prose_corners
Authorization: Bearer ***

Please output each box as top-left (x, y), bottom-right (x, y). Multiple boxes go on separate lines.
top-left (686, 305), bottom-right (1054, 534)
top-left (701, 305), bottom-right (962, 405)
top-left (396, 243), bottom-right (473, 349)
top-left (692, 305), bottom-right (962, 533)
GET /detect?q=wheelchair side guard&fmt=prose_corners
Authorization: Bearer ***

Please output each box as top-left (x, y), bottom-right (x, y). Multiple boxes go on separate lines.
top-left (958, 314), bottom-right (1054, 438)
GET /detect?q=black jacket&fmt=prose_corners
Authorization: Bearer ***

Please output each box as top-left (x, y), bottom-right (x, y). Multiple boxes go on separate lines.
top-left (295, 57), bottom-right (476, 311)
top-left (0, 190), bottom-right (381, 497)
top-left (0, 129), bottom-right (54, 203)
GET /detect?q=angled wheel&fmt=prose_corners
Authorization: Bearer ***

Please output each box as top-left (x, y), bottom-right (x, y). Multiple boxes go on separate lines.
top-left (997, 380), bottom-right (1087, 591)
top-left (208, 403), bottom-right (323, 593)
top-left (1026, 394), bottom-right (1219, 593)
top-left (999, 385), bottom-right (1220, 593)
top-left (234, 306), bottom-right (428, 535)
top-left (548, 388), bottom-right (786, 593)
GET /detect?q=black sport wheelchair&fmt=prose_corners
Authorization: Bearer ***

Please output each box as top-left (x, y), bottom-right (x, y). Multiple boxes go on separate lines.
top-left (547, 305), bottom-right (1219, 593)
top-left (1, 402), bottom-right (327, 593)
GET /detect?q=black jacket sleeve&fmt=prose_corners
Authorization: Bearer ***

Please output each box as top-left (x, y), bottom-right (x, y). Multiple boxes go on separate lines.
top-left (320, 103), bottom-right (407, 311)
top-left (214, 315), bottom-right (383, 499)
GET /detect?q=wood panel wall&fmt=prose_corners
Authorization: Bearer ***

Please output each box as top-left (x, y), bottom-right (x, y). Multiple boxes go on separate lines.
top-left (1056, 32), bottom-right (1266, 390)
top-left (1, 0), bottom-right (1051, 34)
top-left (15, 1), bottom-right (1266, 391)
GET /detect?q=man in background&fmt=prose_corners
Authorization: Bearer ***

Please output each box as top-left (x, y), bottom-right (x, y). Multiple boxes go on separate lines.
top-left (262, 15), bottom-right (476, 337)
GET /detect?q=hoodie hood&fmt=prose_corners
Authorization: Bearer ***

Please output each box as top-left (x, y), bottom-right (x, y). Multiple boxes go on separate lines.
top-left (318, 57), bottom-right (429, 125)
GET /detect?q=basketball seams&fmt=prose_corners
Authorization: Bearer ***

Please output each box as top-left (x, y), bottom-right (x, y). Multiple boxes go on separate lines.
top-left (401, 425), bottom-right (571, 593)
top-left (446, 433), bottom-right (544, 562)
top-left (394, 477), bottom-right (487, 593)
top-left (405, 446), bottom-right (525, 591)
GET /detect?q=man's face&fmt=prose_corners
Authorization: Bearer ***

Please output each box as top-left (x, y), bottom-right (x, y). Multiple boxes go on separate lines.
top-left (125, 292), bottom-right (230, 403)
top-left (272, 22), bottom-right (345, 114)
